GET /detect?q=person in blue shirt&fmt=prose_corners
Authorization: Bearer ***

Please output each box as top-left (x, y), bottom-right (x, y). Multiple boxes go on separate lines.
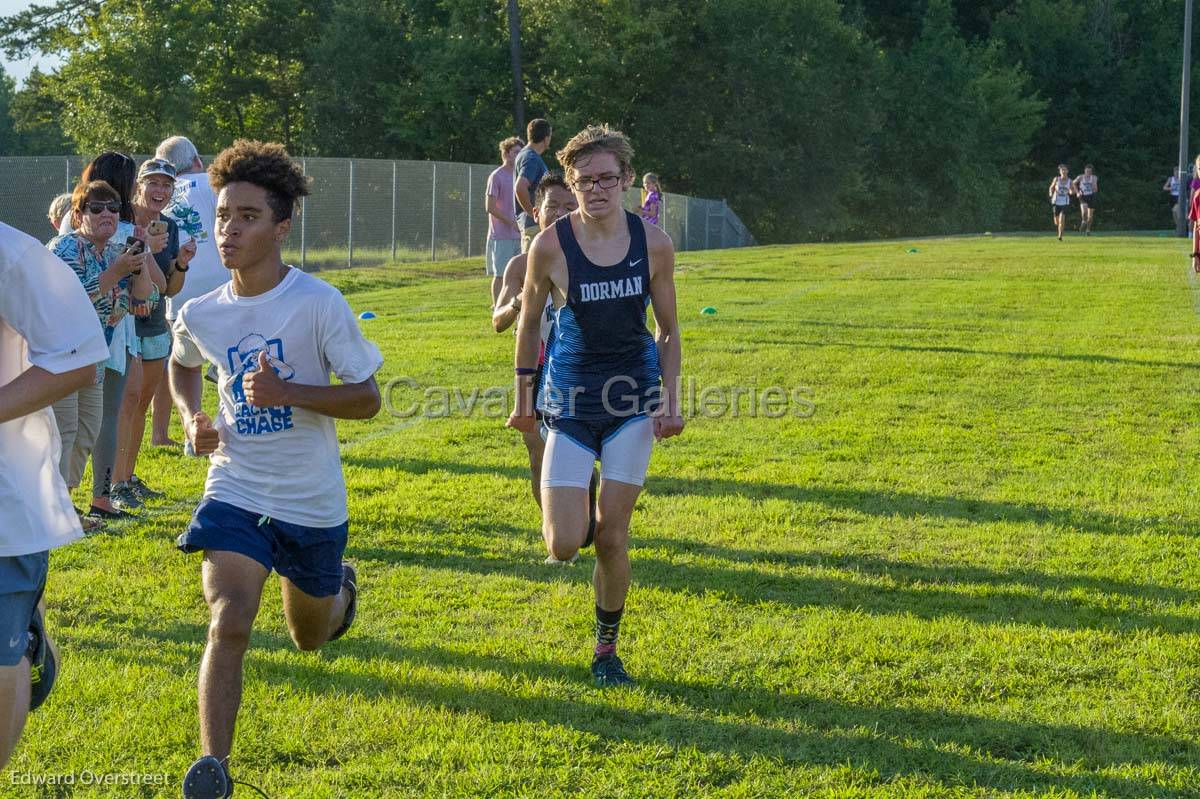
top-left (514, 118), bottom-right (553, 253)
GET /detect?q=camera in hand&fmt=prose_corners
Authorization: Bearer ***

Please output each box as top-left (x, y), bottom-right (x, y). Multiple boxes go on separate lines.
top-left (123, 236), bottom-right (146, 274)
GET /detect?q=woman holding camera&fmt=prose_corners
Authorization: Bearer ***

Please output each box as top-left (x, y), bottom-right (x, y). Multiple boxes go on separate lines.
top-left (47, 180), bottom-right (155, 525)
top-left (111, 159), bottom-right (195, 507)
top-left (78, 154), bottom-right (166, 517)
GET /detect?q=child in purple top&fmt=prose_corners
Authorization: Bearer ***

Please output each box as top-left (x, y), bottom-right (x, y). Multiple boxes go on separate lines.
top-left (640, 173), bottom-right (662, 226)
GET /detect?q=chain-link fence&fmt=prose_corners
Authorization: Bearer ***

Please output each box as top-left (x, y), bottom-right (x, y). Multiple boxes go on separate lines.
top-left (0, 155), bottom-right (755, 269)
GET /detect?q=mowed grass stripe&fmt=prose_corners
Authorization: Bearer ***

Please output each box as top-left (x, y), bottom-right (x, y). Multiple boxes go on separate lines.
top-left (7, 235), bottom-right (1199, 797)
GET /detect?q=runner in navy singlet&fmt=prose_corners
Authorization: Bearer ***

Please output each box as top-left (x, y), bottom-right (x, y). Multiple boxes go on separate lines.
top-left (507, 125), bottom-right (684, 688)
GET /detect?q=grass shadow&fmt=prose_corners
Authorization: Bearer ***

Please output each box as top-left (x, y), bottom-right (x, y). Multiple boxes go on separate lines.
top-left (79, 622), bottom-right (1196, 799)
top-left (343, 455), bottom-right (1192, 538)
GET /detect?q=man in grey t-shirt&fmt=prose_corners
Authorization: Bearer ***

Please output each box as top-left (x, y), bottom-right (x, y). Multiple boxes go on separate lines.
top-left (514, 118), bottom-right (552, 253)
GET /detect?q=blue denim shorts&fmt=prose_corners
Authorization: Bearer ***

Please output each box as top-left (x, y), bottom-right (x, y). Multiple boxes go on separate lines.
top-left (177, 499), bottom-right (348, 597)
top-left (0, 551), bottom-right (49, 667)
top-left (138, 331), bottom-right (173, 361)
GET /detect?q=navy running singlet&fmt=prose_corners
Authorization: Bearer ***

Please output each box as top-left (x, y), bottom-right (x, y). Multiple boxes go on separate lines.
top-left (538, 211), bottom-right (661, 420)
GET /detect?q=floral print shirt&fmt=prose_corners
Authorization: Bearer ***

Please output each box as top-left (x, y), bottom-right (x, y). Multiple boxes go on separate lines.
top-left (47, 232), bottom-right (158, 344)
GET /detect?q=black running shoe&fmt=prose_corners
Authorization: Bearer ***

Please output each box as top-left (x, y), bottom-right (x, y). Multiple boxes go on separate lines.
top-left (182, 756), bottom-right (232, 799)
top-left (26, 606), bottom-right (57, 711)
top-left (591, 653), bottom-right (634, 688)
top-left (88, 504), bottom-right (133, 520)
top-left (329, 562), bottom-right (357, 641)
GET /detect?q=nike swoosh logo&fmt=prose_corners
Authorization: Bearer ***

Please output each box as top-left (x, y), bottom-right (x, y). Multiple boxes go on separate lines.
top-left (9, 635), bottom-right (23, 649)
top-left (630, 259), bottom-right (643, 268)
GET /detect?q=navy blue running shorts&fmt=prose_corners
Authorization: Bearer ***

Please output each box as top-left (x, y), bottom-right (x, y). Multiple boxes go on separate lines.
top-left (178, 499), bottom-right (348, 598)
top-left (0, 551), bottom-right (48, 667)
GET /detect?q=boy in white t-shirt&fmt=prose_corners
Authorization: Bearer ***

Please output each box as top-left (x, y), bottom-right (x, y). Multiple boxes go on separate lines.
top-left (0, 222), bottom-right (109, 767)
top-left (168, 141), bottom-right (383, 799)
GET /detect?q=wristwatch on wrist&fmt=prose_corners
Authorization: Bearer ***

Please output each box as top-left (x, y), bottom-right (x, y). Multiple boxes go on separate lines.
top-left (176, 263), bottom-right (189, 273)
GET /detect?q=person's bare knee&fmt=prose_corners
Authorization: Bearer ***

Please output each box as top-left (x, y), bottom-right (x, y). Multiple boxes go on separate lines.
top-left (592, 520), bottom-right (629, 561)
top-left (543, 486), bottom-right (589, 559)
top-left (279, 579), bottom-right (340, 652)
top-left (207, 598), bottom-right (255, 653)
top-left (201, 552), bottom-right (268, 654)
top-left (545, 519), bottom-right (585, 561)
top-left (289, 628), bottom-right (326, 652)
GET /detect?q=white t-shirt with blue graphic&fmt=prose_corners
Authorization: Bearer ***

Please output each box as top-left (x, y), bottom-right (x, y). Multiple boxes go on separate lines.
top-left (165, 171), bottom-right (227, 320)
top-left (171, 267), bottom-right (383, 528)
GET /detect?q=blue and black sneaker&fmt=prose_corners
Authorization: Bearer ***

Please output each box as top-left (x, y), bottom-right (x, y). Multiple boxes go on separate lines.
top-left (182, 755), bottom-right (232, 799)
top-left (591, 653), bottom-right (634, 688)
top-left (329, 562), bottom-right (357, 642)
top-left (26, 606), bottom-right (57, 711)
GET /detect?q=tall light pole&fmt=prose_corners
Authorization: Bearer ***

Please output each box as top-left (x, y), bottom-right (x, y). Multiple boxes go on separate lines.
top-left (1179, 0), bottom-right (1193, 237)
top-left (507, 0), bottom-right (525, 132)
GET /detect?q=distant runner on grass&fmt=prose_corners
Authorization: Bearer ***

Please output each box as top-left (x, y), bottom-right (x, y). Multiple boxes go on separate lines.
top-left (170, 140), bottom-right (383, 799)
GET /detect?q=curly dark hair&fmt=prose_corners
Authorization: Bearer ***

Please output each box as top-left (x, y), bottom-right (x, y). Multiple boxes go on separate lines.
top-left (208, 140), bottom-right (309, 222)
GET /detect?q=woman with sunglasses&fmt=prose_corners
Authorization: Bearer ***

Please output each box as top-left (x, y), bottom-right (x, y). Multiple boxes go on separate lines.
top-left (75, 153), bottom-right (167, 518)
top-left (110, 159), bottom-right (196, 509)
top-left (47, 180), bottom-right (154, 526)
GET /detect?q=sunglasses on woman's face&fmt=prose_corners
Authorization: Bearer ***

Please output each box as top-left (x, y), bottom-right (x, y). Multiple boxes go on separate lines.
top-left (84, 201), bottom-right (120, 215)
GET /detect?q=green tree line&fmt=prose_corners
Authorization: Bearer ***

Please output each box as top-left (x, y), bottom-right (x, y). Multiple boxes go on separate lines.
top-left (0, 0), bottom-right (1192, 241)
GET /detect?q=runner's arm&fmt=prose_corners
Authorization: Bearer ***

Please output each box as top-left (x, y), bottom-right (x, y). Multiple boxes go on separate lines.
top-left (0, 365), bottom-right (94, 424)
top-left (492, 255), bottom-right (526, 333)
top-left (168, 357), bottom-right (204, 422)
top-left (646, 225), bottom-right (683, 433)
top-left (510, 235), bottom-right (554, 424)
top-left (253, 374), bottom-right (381, 420)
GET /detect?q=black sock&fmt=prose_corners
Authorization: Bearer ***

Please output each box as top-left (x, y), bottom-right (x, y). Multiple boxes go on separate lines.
top-left (595, 604), bottom-right (623, 658)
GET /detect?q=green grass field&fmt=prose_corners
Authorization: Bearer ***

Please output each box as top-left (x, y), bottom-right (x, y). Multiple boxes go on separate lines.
top-left (8, 233), bottom-right (1200, 798)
